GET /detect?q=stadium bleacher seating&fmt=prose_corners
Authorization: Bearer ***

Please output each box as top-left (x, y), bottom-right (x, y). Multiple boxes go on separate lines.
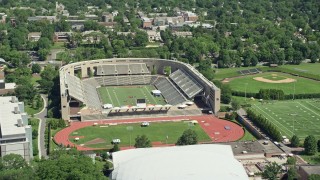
top-left (65, 74), bottom-right (101, 110)
top-left (65, 74), bottom-right (86, 102)
top-left (96, 63), bottom-right (150, 76)
top-left (86, 75), bottom-right (155, 86)
top-left (169, 69), bottom-right (203, 98)
top-left (153, 77), bottom-right (187, 105)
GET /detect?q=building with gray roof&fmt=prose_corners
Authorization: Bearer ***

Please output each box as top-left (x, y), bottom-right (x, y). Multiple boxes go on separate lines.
top-left (0, 96), bottom-right (33, 161)
top-left (111, 144), bottom-right (248, 180)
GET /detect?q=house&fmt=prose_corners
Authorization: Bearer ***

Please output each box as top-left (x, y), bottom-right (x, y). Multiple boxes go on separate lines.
top-left (142, 17), bottom-right (152, 29)
top-left (53, 32), bottom-right (72, 42)
top-left (182, 11), bottom-right (198, 22)
top-left (298, 165), bottom-right (320, 180)
top-left (66, 20), bottom-right (86, 30)
top-left (146, 30), bottom-right (162, 42)
top-left (0, 96), bottom-right (33, 161)
top-left (82, 31), bottom-right (105, 44)
top-left (102, 13), bottom-right (114, 22)
top-left (172, 31), bottom-right (193, 38)
top-left (28, 32), bottom-right (41, 42)
top-left (0, 13), bottom-right (7, 23)
top-left (98, 22), bottom-right (116, 31)
top-left (27, 16), bottom-right (57, 23)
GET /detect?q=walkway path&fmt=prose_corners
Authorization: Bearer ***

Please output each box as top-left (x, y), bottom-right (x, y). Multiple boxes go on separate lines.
top-left (35, 94), bottom-right (48, 158)
top-left (54, 115), bottom-right (244, 151)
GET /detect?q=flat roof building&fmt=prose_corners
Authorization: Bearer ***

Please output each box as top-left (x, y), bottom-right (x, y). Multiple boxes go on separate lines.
top-left (0, 96), bottom-right (33, 161)
top-left (111, 144), bottom-right (248, 180)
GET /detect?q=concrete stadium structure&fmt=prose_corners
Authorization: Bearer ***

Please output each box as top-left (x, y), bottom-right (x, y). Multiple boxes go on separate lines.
top-left (60, 58), bottom-right (220, 121)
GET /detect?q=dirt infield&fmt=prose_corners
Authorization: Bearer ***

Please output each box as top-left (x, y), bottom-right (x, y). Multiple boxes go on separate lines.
top-left (54, 115), bottom-right (244, 151)
top-left (253, 76), bottom-right (296, 83)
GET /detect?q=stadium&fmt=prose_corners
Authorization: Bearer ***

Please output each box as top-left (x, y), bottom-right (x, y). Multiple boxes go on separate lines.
top-left (59, 58), bottom-right (221, 121)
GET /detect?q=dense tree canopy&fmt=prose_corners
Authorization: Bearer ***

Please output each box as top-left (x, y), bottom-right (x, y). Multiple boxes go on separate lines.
top-left (176, 129), bottom-right (198, 145)
top-left (304, 135), bottom-right (317, 155)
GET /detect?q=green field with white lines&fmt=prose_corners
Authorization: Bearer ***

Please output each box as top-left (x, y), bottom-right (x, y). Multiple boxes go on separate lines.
top-left (251, 99), bottom-right (320, 139)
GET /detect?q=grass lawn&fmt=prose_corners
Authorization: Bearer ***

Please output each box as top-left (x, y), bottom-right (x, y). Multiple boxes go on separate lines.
top-left (281, 63), bottom-right (320, 76)
top-left (51, 128), bottom-right (63, 152)
top-left (52, 42), bottom-right (65, 49)
top-left (214, 66), bottom-right (268, 80)
top-left (29, 118), bottom-right (39, 157)
top-left (227, 72), bottom-right (320, 94)
top-left (31, 75), bottom-right (41, 85)
top-left (25, 104), bottom-right (43, 116)
top-left (71, 121), bottom-right (211, 149)
top-left (250, 99), bottom-right (320, 139)
top-left (300, 152), bottom-right (320, 165)
top-left (97, 85), bottom-right (166, 107)
top-left (239, 126), bottom-right (257, 141)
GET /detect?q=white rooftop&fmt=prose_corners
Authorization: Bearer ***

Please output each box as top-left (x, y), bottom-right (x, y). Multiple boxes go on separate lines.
top-left (0, 96), bottom-right (27, 137)
top-left (112, 144), bottom-right (248, 180)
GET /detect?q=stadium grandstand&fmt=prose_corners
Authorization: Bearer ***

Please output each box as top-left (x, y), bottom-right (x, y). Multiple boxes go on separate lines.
top-left (60, 58), bottom-right (220, 121)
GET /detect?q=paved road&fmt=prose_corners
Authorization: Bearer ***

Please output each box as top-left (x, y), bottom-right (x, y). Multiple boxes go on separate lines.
top-left (35, 94), bottom-right (48, 159)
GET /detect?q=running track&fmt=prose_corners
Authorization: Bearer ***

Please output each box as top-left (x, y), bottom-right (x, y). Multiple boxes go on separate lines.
top-left (54, 115), bottom-right (244, 151)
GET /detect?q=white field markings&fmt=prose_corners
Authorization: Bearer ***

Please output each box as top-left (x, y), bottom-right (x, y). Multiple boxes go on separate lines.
top-left (295, 101), bottom-right (320, 129)
top-left (112, 87), bottom-right (121, 106)
top-left (105, 87), bottom-right (114, 105)
top-left (305, 101), bottom-right (320, 111)
top-left (139, 88), bottom-right (150, 104)
top-left (253, 104), bottom-right (293, 136)
top-left (297, 101), bottom-right (320, 117)
top-left (144, 86), bottom-right (158, 104)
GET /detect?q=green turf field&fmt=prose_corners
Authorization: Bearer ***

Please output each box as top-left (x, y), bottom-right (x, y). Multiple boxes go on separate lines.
top-left (281, 63), bottom-right (320, 76)
top-left (71, 121), bottom-right (211, 148)
top-left (251, 99), bottom-right (320, 139)
top-left (97, 85), bottom-right (166, 107)
top-left (227, 72), bottom-right (320, 94)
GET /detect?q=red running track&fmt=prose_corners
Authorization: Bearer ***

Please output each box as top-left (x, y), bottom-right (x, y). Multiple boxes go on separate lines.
top-left (54, 115), bottom-right (244, 151)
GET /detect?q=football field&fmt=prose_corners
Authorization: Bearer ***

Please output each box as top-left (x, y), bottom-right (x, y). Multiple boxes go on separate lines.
top-left (251, 99), bottom-right (320, 139)
top-left (97, 85), bottom-right (166, 107)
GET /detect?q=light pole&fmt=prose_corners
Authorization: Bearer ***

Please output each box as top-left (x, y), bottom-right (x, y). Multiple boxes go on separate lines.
top-left (290, 114), bottom-right (298, 136)
top-left (245, 83), bottom-right (248, 102)
top-left (126, 126), bottom-right (133, 147)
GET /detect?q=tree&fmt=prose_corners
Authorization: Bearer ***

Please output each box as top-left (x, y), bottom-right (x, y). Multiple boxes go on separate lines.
top-left (287, 166), bottom-right (299, 180)
top-left (262, 162), bottom-right (281, 180)
top-left (304, 135), bottom-right (317, 155)
top-left (309, 174), bottom-right (320, 180)
top-left (134, 31), bottom-right (148, 47)
top-left (0, 154), bottom-right (34, 180)
top-left (38, 48), bottom-right (49, 61)
top-left (231, 99), bottom-right (241, 111)
top-left (291, 135), bottom-right (300, 147)
top-left (37, 149), bottom-right (106, 180)
top-left (134, 135), bottom-right (152, 148)
top-left (176, 129), bottom-right (198, 145)
top-left (31, 64), bottom-right (41, 74)
top-left (286, 157), bottom-right (297, 165)
top-left (37, 37), bottom-right (52, 50)
top-left (110, 144), bottom-right (120, 152)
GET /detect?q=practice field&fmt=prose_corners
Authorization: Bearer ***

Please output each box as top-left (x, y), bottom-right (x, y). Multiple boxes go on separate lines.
top-left (251, 99), bottom-right (320, 139)
top-left (281, 63), bottom-right (320, 76)
top-left (70, 121), bottom-right (211, 148)
top-left (227, 72), bottom-right (320, 94)
top-left (97, 85), bottom-right (166, 107)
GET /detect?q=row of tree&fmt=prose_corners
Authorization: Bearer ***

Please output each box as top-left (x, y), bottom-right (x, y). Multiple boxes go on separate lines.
top-left (0, 149), bottom-right (107, 180)
top-left (246, 109), bottom-right (282, 141)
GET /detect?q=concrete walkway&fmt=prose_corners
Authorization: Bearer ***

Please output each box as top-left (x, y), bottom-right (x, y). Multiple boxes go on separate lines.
top-left (34, 94), bottom-right (48, 158)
